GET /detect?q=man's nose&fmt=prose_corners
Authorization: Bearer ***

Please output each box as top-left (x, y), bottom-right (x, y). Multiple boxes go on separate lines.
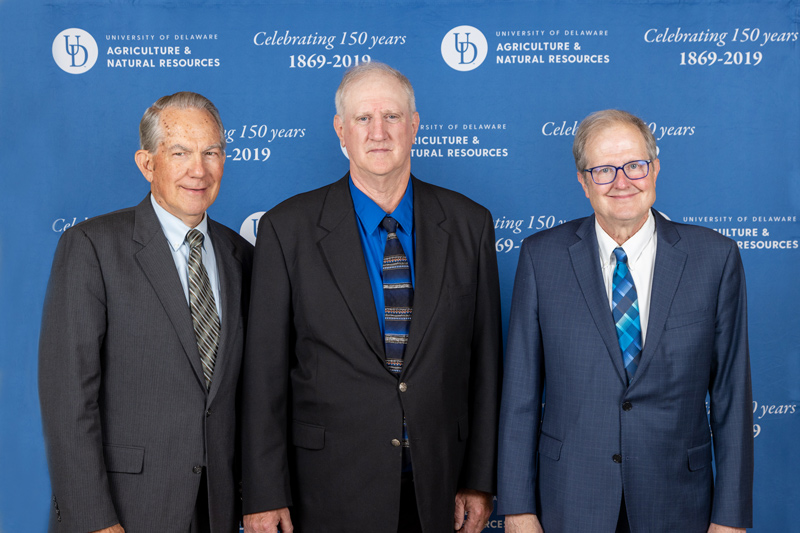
top-left (611, 168), bottom-right (631, 188)
top-left (188, 154), bottom-right (206, 177)
top-left (369, 119), bottom-right (386, 140)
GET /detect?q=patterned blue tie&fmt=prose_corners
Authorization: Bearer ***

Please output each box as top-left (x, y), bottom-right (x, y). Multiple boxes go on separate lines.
top-left (382, 217), bottom-right (413, 372)
top-left (612, 247), bottom-right (642, 384)
top-left (381, 216), bottom-right (413, 470)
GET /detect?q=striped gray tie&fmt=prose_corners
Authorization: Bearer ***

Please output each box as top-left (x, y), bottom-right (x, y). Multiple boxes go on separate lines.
top-left (186, 229), bottom-right (220, 389)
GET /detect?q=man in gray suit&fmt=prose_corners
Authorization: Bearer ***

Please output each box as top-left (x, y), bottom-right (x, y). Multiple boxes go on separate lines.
top-left (39, 92), bottom-right (253, 533)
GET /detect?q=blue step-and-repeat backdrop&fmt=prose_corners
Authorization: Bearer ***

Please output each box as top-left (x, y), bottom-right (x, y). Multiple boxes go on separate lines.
top-left (1, 0), bottom-right (798, 531)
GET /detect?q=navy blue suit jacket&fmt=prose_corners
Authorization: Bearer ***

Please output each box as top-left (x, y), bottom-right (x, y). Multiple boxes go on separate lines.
top-left (498, 210), bottom-right (753, 532)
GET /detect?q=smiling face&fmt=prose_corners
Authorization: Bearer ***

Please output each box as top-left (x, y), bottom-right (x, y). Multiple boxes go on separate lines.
top-left (135, 107), bottom-right (224, 228)
top-left (333, 72), bottom-right (419, 190)
top-left (578, 123), bottom-right (659, 243)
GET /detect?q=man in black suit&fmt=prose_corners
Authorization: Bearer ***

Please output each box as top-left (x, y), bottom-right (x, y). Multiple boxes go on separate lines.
top-left (39, 92), bottom-right (253, 533)
top-left (241, 62), bottom-right (502, 533)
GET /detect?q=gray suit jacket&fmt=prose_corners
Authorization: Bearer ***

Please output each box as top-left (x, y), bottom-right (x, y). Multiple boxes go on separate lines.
top-left (39, 195), bottom-right (253, 533)
top-left (498, 210), bottom-right (753, 532)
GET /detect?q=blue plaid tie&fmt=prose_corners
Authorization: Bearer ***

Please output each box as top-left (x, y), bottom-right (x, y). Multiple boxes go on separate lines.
top-left (612, 247), bottom-right (642, 384)
top-left (381, 216), bottom-right (413, 470)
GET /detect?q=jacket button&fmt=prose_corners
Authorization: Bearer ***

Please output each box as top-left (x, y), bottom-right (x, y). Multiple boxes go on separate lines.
top-left (206, 408), bottom-right (212, 417)
top-left (622, 401), bottom-right (632, 411)
top-left (398, 382), bottom-right (408, 392)
top-left (193, 465), bottom-right (203, 474)
top-left (612, 454), bottom-right (622, 464)
top-left (391, 439), bottom-right (401, 447)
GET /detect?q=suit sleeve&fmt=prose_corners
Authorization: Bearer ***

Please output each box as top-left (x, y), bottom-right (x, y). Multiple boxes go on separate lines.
top-left (241, 214), bottom-right (294, 514)
top-left (709, 242), bottom-right (754, 527)
top-left (38, 228), bottom-right (119, 531)
top-left (497, 238), bottom-right (544, 516)
top-left (459, 209), bottom-right (503, 494)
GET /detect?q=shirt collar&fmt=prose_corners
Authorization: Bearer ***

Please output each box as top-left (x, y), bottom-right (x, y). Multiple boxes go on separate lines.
top-left (150, 194), bottom-right (210, 252)
top-left (596, 209), bottom-right (655, 268)
top-left (349, 177), bottom-right (414, 236)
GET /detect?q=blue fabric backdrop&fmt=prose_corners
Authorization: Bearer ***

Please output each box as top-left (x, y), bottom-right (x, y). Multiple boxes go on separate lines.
top-left (1, 0), bottom-right (797, 530)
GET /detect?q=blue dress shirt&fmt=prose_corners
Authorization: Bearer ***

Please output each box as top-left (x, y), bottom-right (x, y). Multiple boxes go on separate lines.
top-left (349, 177), bottom-right (415, 336)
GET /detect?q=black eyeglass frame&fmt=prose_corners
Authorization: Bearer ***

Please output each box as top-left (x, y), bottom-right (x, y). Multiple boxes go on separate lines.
top-left (583, 159), bottom-right (652, 185)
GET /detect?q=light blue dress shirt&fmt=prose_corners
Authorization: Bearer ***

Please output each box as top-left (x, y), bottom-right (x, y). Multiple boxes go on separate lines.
top-left (150, 195), bottom-right (223, 321)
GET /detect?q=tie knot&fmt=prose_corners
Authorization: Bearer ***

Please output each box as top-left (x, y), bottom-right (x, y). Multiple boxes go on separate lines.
top-left (381, 216), bottom-right (399, 234)
top-left (613, 247), bottom-right (628, 264)
top-left (186, 229), bottom-right (204, 249)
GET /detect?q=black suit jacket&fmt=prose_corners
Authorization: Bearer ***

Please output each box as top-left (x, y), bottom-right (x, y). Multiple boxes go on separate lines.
top-left (39, 195), bottom-right (253, 533)
top-left (241, 175), bottom-right (502, 532)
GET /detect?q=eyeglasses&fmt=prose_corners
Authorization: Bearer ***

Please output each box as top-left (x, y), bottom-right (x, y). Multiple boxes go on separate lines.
top-left (584, 160), bottom-right (651, 185)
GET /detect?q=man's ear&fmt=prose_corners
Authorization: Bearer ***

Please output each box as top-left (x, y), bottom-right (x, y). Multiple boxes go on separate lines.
top-left (135, 150), bottom-right (155, 183)
top-left (577, 171), bottom-right (590, 198)
top-left (333, 115), bottom-right (345, 147)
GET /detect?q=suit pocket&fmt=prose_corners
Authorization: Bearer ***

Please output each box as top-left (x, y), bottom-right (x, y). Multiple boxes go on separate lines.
top-left (457, 415), bottom-right (469, 441)
top-left (687, 440), bottom-right (712, 471)
top-left (665, 308), bottom-right (711, 330)
top-left (448, 283), bottom-right (476, 302)
top-left (103, 444), bottom-right (144, 474)
top-left (538, 432), bottom-right (563, 461)
top-left (292, 420), bottom-right (325, 450)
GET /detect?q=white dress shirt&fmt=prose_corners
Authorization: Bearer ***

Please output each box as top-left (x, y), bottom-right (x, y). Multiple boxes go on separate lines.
top-left (150, 195), bottom-right (222, 321)
top-left (596, 210), bottom-right (657, 344)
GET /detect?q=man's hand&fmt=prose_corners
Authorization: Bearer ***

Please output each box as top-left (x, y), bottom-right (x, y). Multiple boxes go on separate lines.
top-left (708, 524), bottom-right (745, 533)
top-left (244, 508), bottom-right (293, 533)
top-left (90, 525), bottom-right (124, 533)
top-left (505, 513), bottom-right (543, 533)
top-left (454, 489), bottom-right (493, 532)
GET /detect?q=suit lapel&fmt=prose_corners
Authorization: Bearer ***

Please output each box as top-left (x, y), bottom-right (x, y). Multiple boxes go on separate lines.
top-left (318, 176), bottom-right (385, 362)
top-left (133, 196), bottom-right (206, 389)
top-left (403, 178), bottom-right (448, 372)
top-left (206, 220), bottom-right (243, 404)
top-left (569, 216), bottom-right (628, 384)
top-left (630, 211), bottom-right (687, 386)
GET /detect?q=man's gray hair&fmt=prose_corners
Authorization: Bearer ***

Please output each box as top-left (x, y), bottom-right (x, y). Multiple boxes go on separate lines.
top-left (139, 91), bottom-right (225, 153)
top-left (334, 62), bottom-right (416, 116)
top-left (572, 109), bottom-right (657, 174)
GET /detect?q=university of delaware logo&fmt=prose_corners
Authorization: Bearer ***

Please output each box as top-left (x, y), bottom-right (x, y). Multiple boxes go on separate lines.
top-left (52, 28), bottom-right (98, 74)
top-left (441, 26), bottom-right (487, 71)
top-left (240, 212), bottom-right (266, 245)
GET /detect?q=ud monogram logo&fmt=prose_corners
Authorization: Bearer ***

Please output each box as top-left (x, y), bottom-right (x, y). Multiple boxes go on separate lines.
top-left (239, 212), bottom-right (266, 245)
top-left (441, 25), bottom-right (487, 71)
top-left (52, 28), bottom-right (98, 74)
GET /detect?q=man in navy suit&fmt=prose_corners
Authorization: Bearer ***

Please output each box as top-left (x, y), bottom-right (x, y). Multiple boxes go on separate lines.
top-left (498, 109), bottom-right (753, 533)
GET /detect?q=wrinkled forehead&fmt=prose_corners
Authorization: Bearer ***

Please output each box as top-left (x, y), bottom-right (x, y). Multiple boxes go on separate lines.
top-left (342, 72), bottom-right (410, 115)
top-left (586, 122), bottom-right (646, 153)
top-left (158, 108), bottom-right (219, 143)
